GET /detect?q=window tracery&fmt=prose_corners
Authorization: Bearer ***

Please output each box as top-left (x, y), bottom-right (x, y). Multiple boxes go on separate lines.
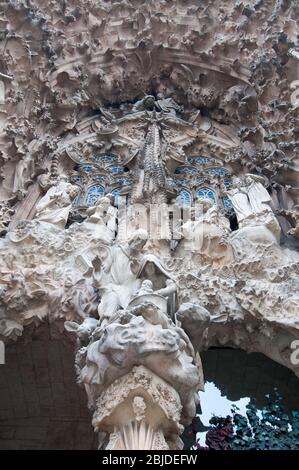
top-left (173, 157), bottom-right (233, 212)
top-left (196, 187), bottom-right (217, 204)
top-left (70, 155), bottom-right (132, 208)
top-left (175, 190), bottom-right (192, 207)
top-left (85, 185), bottom-right (105, 206)
top-left (175, 166), bottom-right (198, 175)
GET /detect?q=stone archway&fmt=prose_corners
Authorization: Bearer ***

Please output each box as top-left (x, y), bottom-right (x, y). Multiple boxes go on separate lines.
top-left (0, 323), bottom-right (97, 450)
top-left (177, 301), bottom-right (299, 379)
top-left (0, 0), bottom-right (299, 451)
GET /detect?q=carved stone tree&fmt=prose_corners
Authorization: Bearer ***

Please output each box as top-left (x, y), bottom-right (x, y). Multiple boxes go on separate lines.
top-left (0, 0), bottom-right (298, 450)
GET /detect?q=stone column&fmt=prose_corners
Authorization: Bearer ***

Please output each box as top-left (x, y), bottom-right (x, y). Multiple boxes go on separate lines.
top-left (67, 290), bottom-right (203, 450)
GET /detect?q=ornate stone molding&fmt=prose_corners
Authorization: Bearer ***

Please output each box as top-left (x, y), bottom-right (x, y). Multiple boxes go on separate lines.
top-left (0, 0), bottom-right (298, 451)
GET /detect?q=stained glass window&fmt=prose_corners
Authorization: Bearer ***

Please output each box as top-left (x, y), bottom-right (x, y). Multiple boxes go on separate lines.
top-left (196, 187), bottom-right (217, 204)
top-left (176, 178), bottom-right (190, 186)
top-left (116, 177), bottom-right (130, 186)
top-left (79, 164), bottom-right (97, 173)
top-left (206, 167), bottom-right (228, 177)
top-left (85, 185), bottom-right (105, 206)
top-left (196, 177), bottom-right (205, 184)
top-left (92, 175), bottom-right (106, 182)
top-left (70, 175), bottom-right (83, 183)
top-left (111, 187), bottom-right (123, 205)
top-left (176, 190), bottom-right (192, 207)
top-left (223, 178), bottom-right (232, 187)
top-left (189, 156), bottom-right (213, 165)
top-left (223, 196), bottom-right (233, 209)
top-left (175, 166), bottom-right (198, 175)
top-left (109, 165), bottom-right (127, 174)
top-left (94, 154), bottom-right (116, 163)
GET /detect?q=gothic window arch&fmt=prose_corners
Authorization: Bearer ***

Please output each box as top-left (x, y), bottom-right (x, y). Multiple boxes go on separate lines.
top-left (223, 195), bottom-right (233, 209)
top-left (206, 167), bottom-right (228, 177)
top-left (94, 154), bottom-right (117, 163)
top-left (111, 187), bottom-right (124, 205)
top-left (116, 176), bottom-right (131, 186)
top-left (78, 164), bottom-right (98, 174)
top-left (196, 187), bottom-right (217, 204)
top-left (85, 184), bottom-right (105, 206)
top-left (188, 156), bottom-right (213, 166)
top-left (91, 175), bottom-right (106, 183)
top-left (176, 190), bottom-right (192, 207)
top-left (73, 190), bottom-right (83, 207)
top-left (108, 165), bottom-right (129, 175)
top-left (175, 166), bottom-right (198, 175)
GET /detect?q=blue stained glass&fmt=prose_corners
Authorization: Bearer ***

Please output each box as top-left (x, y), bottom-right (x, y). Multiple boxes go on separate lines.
top-left (224, 178), bottom-right (232, 187)
top-left (79, 164), bottom-right (97, 173)
top-left (196, 187), bottom-right (216, 204)
top-left (196, 177), bottom-right (205, 184)
top-left (94, 154), bottom-right (116, 162)
top-left (85, 185), bottom-right (105, 206)
top-left (176, 178), bottom-right (189, 186)
top-left (71, 175), bottom-right (83, 183)
top-left (189, 156), bottom-right (213, 165)
top-left (92, 175), bottom-right (105, 182)
top-left (111, 187), bottom-right (123, 205)
top-left (73, 191), bottom-right (82, 207)
top-left (223, 196), bottom-right (233, 209)
top-left (175, 166), bottom-right (198, 175)
top-left (110, 165), bottom-right (126, 175)
top-left (176, 190), bottom-right (192, 207)
top-left (117, 177), bottom-right (130, 186)
top-left (206, 167), bottom-right (227, 177)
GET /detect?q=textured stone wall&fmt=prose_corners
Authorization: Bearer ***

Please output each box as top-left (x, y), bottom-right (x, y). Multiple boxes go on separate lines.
top-left (0, 324), bottom-right (97, 449)
top-left (0, 0), bottom-right (298, 450)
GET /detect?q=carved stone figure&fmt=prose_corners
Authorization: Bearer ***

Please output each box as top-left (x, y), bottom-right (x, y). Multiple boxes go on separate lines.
top-left (81, 195), bottom-right (117, 242)
top-left (132, 95), bottom-right (156, 112)
top-left (176, 198), bottom-right (234, 266)
top-left (225, 176), bottom-right (253, 224)
top-left (0, 0), bottom-right (299, 451)
top-left (64, 317), bottom-right (98, 346)
top-left (92, 230), bottom-right (148, 325)
top-left (132, 94), bottom-right (182, 116)
top-left (35, 176), bottom-right (79, 229)
top-left (244, 173), bottom-right (272, 215)
top-left (155, 94), bottom-right (183, 115)
top-left (69, 298), bottom-right (203, 446)
top-left (12, 153), bottom-right (35, 195)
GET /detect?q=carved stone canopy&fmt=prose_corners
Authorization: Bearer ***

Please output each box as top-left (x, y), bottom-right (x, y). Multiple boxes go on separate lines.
top-left (0, 0), bottom-right (298, 452)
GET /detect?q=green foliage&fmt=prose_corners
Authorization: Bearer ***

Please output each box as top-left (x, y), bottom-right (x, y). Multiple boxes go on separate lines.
top-left (200, 390), bottom-right (299, 450)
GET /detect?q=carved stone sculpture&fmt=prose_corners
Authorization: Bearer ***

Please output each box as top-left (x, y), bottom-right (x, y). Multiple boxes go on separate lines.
top-left (176, 198), bottom-right (234, 266)
top-left (92, 230), bottom-right (148, 325)
top-left (35, 176), bottom-right (79, 229)
top-left (225, 177), bottom-right (254, 224)
top-left (67, 291), bottom-right (203, 447)
top-left (0, 0), bottom-right (298, 451)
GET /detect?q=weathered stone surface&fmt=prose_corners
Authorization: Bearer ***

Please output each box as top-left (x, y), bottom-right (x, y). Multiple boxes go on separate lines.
top-left (0, 0), bottom-right (298, 450)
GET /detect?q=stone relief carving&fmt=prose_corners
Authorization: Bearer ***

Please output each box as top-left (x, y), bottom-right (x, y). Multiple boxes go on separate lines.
top-left (176, 198), bottom-right (234, 267)
top-left (35, 176), bottom-right (79, 229)
top-left (0, 0), bottom-right (298, 450)
top-left (93, 366), bottom-right (183, 450)
top-left (66, 286), bottom-right (203, 447)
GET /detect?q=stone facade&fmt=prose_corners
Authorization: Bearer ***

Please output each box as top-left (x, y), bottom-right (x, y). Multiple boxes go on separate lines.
top-left (0, 0), bottom-right (298, 450)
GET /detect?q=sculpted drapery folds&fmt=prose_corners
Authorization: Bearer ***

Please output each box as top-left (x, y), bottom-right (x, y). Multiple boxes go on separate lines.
top-left (0, 0), bottom-right (298, 450)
